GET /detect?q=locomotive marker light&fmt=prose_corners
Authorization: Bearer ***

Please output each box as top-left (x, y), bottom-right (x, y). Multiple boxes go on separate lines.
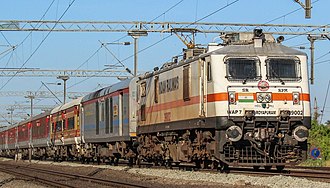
top-left (292, 92), bottom-right (300, 105)
top-left (226, 125), bottom-right (243, 142)
top-left (293, 126), bottom-right (309, 142)
top-left (228, 91), bottom-right (236, 104)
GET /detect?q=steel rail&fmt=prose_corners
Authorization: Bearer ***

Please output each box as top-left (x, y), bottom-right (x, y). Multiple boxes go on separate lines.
top-left (0, 162), bottom-right (150, 188)
top-left (0, 165), bottom-right (74, 188)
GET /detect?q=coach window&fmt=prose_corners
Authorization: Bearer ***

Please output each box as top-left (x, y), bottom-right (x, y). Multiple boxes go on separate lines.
top-left (207, 61), bottom-right (212, 82)
top-left (266, 57), bottom-right (301, 82)
top-left (225, 57), bottom-right (260, 82)
top-left (56, 121), bottom-right (62, 132)
top-left (68, 117), bottom-right (74, 130)
top-left (183, 65), bottom-right (190, 101)
top-left (154, 76), bottom-right (159, 103)
top-left (141, 104), bottom-right (146, 121)
top-left (141, 82), bottom-right (146, 97)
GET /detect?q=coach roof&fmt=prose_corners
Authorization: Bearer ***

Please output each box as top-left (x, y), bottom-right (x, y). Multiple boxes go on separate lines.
top-left (82, 78), bottom-right (131, 103)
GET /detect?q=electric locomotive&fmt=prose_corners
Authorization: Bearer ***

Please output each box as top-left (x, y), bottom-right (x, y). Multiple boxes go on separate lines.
top-left (135, 29), bottom-right (310, 170)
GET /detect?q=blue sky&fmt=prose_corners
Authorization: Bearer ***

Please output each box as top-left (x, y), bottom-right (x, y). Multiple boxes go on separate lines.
top-left (0, 0), bottom-right (329, 124)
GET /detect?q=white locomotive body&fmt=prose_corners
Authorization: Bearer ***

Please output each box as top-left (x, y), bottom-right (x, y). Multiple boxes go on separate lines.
top-left (136, 31), bottom-right (310, 169)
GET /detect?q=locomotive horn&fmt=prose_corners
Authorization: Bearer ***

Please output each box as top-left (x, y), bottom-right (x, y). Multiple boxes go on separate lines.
top-left (253, 29), bottom-right (263, 38)
top-left (277, 36), bottom-right (285, 43)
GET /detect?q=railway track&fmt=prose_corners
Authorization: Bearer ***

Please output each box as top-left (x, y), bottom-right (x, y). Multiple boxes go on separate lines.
top-left (223, 167), bottom-right (330, 182)
top-left (0, 161), bottom-right (150, 188)
top-left (1, 158), bottom-right (329, 187)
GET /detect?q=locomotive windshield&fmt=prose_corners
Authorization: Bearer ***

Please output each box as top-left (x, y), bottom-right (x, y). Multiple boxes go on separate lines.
top-left (226, 57), bottom-right (260, 82)
top-left (266, 57), bottom-right (301, 81)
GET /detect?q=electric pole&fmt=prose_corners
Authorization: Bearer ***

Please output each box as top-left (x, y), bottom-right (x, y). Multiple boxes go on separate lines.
top-left (57, 75), bottom-right (70, 104)
top-left (128, 31), bottom-right (148, 76)
top-left (308, 35), bottom-right (327, 85)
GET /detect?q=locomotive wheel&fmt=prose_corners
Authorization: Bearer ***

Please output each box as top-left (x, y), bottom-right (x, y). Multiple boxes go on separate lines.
top-left (102, 157), bottom-right (106, 163)
top-left (165, 159), bottom-right (172, 169)
top-left (264, 166), bottom-right (272, 171)
top-left (253, 166), bottom-right (260, 170)
top-left (276, 165), bottom-right (285, 171)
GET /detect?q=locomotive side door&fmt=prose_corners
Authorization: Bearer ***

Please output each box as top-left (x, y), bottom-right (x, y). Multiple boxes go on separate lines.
top-left (199, 58), bottom-right (207, 118)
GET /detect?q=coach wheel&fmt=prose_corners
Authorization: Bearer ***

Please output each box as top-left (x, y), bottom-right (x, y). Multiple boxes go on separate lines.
top-left (219, 162), bottom-right (229, 173)
top-left (128, 157), bottom-right (134, 167)
top-left (253, 166), bottom-right (260, 170)
top-left (276, 165), bottom-right (285, 171)
top-left (136, 155), bottom-right (142, 168)
top-left (97, 156), bottom-right (101, 165)
top-left (200, 160), bottom-right (208, 169)
top-left (114, 157), bottom-right (119, 166)
top-left (81, 156), bottom-right (85, 164)
top-left (264, 166), bottom-right (272, 171)
top-left (211, 161), bottom-right (218, 170)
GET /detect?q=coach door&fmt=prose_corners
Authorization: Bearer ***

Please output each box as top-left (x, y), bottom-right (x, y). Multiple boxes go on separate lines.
top-left (119, 92), bottom-right (123, 136)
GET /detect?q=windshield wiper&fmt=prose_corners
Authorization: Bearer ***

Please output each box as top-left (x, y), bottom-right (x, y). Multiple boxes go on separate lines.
top-left (242, 66), bottom-right (256, 84)
top-left (269, 67), bottom-right (285, 85)
top-left (242, 76), bottom-right (249, 84)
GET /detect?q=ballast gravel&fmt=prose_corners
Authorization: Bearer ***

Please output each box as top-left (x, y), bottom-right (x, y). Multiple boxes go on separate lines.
top-left (1, 157), bottom-right (329, 188)
top-left (0, 172), bottom-right (46, 188)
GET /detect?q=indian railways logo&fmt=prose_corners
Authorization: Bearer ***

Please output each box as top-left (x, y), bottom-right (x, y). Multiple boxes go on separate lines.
top-left (257, 80), bottom-right (269, 91)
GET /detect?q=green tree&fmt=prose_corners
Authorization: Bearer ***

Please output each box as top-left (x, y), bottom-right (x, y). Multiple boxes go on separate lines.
top-left (305, 120), bottom-right (330, 166)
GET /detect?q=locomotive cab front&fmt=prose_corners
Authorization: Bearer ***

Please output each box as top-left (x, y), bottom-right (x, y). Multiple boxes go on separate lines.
top-left (209, 31), bottom-right (311, 169)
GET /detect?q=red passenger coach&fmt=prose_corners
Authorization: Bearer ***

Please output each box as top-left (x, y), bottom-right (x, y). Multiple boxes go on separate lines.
top-left (17, 123), bottom-right (29, 147)
top-left (50, 97), bottom-right (82, 160)
top-left (0, 131), bottom-right (6, 153)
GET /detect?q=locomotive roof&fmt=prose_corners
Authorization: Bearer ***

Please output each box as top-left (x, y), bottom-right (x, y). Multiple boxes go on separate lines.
top-left (82, 78), bottom-right (132, 102)
top-left (209, 42), bottom-right (306, 56)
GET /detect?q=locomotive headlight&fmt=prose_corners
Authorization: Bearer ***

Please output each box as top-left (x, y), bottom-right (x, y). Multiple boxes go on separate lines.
top-left (226, 125), bottom-right (243, 142)
top-left (228, 91), bottom-right (236, 104)
top-left (264, 93), bottom-right (272, 103)
top-left (257, 94), bottom-right (264, 103)
top-left (257, 92), bottom-right (272, 103)
top-left (293, 126), bottom-right (308, 142)
top-left (293, 92), bottom-right (300, 105)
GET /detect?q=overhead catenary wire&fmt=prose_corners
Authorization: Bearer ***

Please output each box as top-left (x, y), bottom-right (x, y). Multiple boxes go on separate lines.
top-left (320, 80), bottom-right (330, 123)
top-left (188, 0), bottom-right (240, 26)
top-left (0, 0), bottom-right (57, 62)
top-left (69, 0), bottom-right (186, 89)
top-left (315, 59), bottom-right (330, 65)
top-left (0, 0), bottom-right (76, 91)
top-left (68, 1), bottom-right (240, 89)
top-left (69, 0), bottom-right (187, 89)
top-left (264, 0), bottom-right (320, 24)
top-left (315, 50), bottom-right (330, 61)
